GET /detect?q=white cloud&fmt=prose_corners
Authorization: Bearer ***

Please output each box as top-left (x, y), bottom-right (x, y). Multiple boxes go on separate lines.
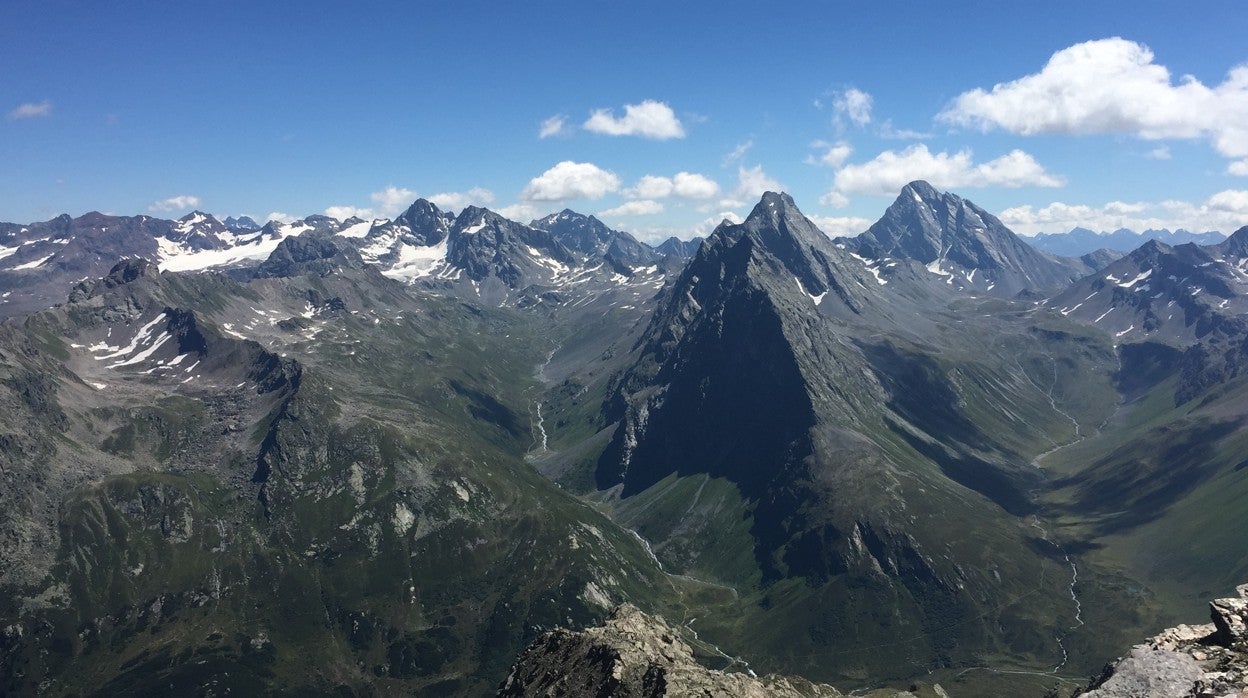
top-left (672, 172), bottom-right (720, 199)
top-left (497, 203), bottom-right (542, 221)
top-left (624, 211), bottom-right (746, 245)
top-left (265, 212), bottom-right (296, 224)
top-left (8, 101), bottom-right (52, 120)
top-left (819, 191), bottom-right (850, 209)
top-left (370, 186), bottom-right (417, 217)
top-left (539, 114), bottom-right (569, 139)
top-left (325, 205), bottom-right (374, 220)
top-left (428, 187), bottom-right (495, 212)
top-left (583, 100), bottom-right (685, 139)
top-left (1229, 160), bottom-right (1248, 176)
top-left (724, 165), bottom-right (783, 208)
top-left (1207, 189), bottom-right (1248, 213)
top-left (834, 87), bottom-right (873, 127)
top-left (828, 144), bottom-right (1064, 198)
top-left (808, 215), bottom-right (872, 237)
top-left (599, 200), bottom-right (664, 217)
top-left (624, 172), bottom-right (719, 200)
top-left (722, 140), bottom-right (753, 166)
top-left (626, 175), bottom-right (674, 199)
top-left (149, 195), bottom-right (201, 212)
top-left (521, 161), bottom-right (621, 201)
top-left (1146, 146), bottom-right (1172, 160)
top-left (939, 38), bottom-right (1248, 163)
top-left (328, 186), bottom-right (492, 221)
top-left (999, 190), bottom-right (1248, 235)
top-left (806, 140), bottom-right (853, 168)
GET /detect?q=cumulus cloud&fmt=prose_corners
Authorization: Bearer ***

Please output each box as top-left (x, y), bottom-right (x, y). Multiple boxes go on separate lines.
top-left (807, 215), bottom-right (872, 237)
top-left (583, 100), bottom-right (685, 139)
top-left (695, 211), bottom-right (745, 236)
top-left (806, 140), bottom-right (854, 168)
top-left (522, 161), bottom-right (621, 201)
top-left (939, 38), bottom-right (1248, 164)
top-left (369, 186), bottom-right (417, 217)
top-left (1229, 160), bottom-right (1248, 176)
top-left (149, 195), bottom-right (201, 212)
top-left (819, 191), bottom-right (850, 209)
top-left (328, 186), bottom-right (493, 221)
top-left (1207, 189), bottom-right (1248, 213)
top-left (265, 212), bottom-right (297, 224)
top-left (325, 205), bottom-right (374, 220)
top-left (428, 187), bottom-right (495, 212)
top-left (497, 203), bottom-right (542, 221)
top-left (671, 172), bottom-right (720, 199)
top-left (999, 190), bottom-right (1248, 235)
top-left (8, 100), bottom-right (52, 120)
top-left (539, 114), bottom-right (569, 139)
top-left (725, 165), bottom-right (783, 207)
top-left (599, 200), bottom-right (664, 217)
top-left (834, 87), bottom-right (873, 127)
top-left (827, 144), bottom-right (1064, 198)
top-left (625, 172), bottom-right (719, 200)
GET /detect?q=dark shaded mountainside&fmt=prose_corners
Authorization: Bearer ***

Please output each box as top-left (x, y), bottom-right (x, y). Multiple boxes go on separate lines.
top-left (0, 188), bottom-right (1246, 697)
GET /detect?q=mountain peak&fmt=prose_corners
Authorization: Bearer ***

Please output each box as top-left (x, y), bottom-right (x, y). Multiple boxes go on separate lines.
top-left (739, 192), bottom-right (808, 235)
top-left (398, 198), bottom-right (443, 219)
top-left (105, 257), bottom-right (157, 285)
top-left (900, 180), bottom-right (941, 200)
top-left (846, 182), bottom-right (1096, 296)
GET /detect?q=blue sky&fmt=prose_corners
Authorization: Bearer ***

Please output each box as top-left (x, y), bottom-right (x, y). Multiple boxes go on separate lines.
top-left (3, 1), bottom-right (1247, 241)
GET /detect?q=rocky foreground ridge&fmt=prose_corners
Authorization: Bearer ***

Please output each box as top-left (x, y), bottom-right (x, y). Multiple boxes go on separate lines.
top-left (1081, 584), bottom-right (1248, 697)
top-left (497, 604), bottom-right (949, 697)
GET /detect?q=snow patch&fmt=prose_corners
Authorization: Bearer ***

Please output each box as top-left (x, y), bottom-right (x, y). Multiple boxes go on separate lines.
top-left (13, 254), bottom-right (54, 270)
top-left (1118, 269), bottom-right (1152, 288)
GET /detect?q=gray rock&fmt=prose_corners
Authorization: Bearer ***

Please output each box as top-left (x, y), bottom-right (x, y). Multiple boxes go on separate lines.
top-left (499, 604), bottom-right (941, 697)
top-left (1210, 584), bottom-right (1248, 647)
top-left (1080, 583), bottom-right (1248, 697)
top-left (1081, 647), bottom-right (1205, 698)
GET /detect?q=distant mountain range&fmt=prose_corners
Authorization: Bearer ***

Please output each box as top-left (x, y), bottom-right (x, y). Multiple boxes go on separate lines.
top-left (1029, 226), bottom-right (1227, 257)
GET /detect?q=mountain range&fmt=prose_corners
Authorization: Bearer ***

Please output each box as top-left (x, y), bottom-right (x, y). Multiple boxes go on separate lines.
top-left (1029, 226), bottom-right (1228, 258)
top-left (1, 182), bottom-right (1246, 697)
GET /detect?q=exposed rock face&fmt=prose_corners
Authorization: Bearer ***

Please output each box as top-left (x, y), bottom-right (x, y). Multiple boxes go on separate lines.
top-left (499, 604), bottom-right (946, 698)
top-left (1212, 584), bottom-right (1248, 648)
top-left (1081, 583), bottom-right (1248, 697)
top-left (841, 180), bottom-right (1100, 297)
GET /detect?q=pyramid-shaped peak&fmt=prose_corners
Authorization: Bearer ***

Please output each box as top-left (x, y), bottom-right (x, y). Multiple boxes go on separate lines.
top-left (900, 180), bottom-right (942, 200)
top-left (398, 198), bottom-right (445, 219)
top-left (457, 205), bottom-right (500, 222)
top-left (742, 192), bottom-right (804, 227)
top-left (758, 190), bottom-right (797, 209)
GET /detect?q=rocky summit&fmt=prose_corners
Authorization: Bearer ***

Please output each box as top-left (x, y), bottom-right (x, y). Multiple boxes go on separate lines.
top-left (498, 604), bottom-right (949, 698)
top-left (1080, 583), bottom-right (1248, 697)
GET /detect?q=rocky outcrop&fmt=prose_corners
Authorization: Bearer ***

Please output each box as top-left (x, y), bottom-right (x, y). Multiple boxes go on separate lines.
top-left (498, 604), bottom-right (947, 697)
top-left (1081, 583), bottom-right (1248, 697)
